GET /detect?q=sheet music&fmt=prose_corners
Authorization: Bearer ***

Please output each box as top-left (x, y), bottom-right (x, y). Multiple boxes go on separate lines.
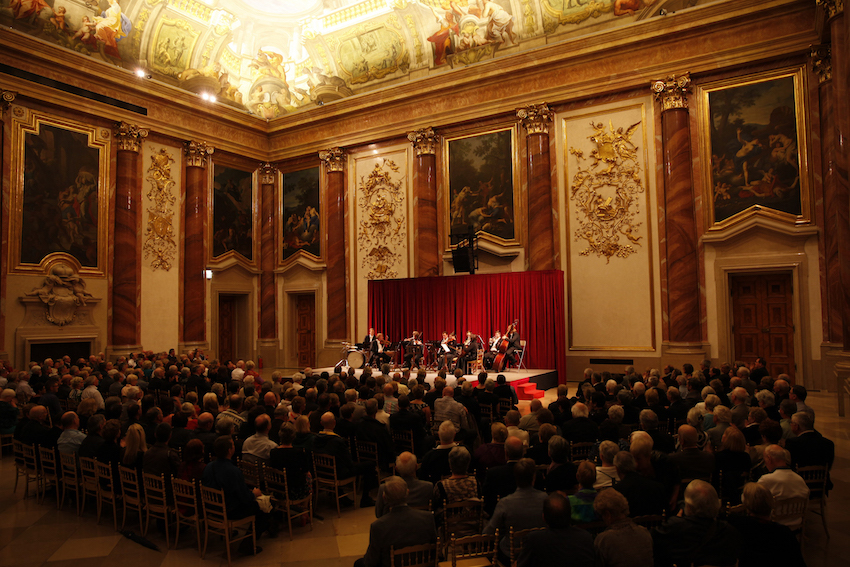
top-left (441, 343), bottom-right (450, 353)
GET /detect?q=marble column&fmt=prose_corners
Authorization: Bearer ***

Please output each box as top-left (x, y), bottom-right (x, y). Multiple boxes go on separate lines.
top-left (182, 140), bottom-right (213, 349)
top-left (257, 162), bottom-right (279, 367)
top-left (518, 104), bottom-right (554, 271)
top-left (111, 121), bottom-right (148, 355)
top-left (320, 147), bottom-right (347, 340)
top-left (408, 128), bottom-right (440, 277)
top-left (651, 74), bottom-right (702, 347)
top-left (0, 89), bottom-right (16, 361)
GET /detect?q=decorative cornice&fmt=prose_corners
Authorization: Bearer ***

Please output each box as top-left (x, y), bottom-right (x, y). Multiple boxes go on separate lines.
top-left (114, 121), bottom-right (149, 153)
top-left (259, 162), bottom-right (278, 184)
top-left (0, 88), bottom-right (17, 115)
top-left (810, 44), bottom-right (832, 84)
top-left (517, 103), bottom-right (553, 135)
top-left (183, 140), bottom-right (214, 168)
top-left (318, 147), bottom-right (346, 172)
top-left (407, 127), bottom-right (438, 156)
top-left (651, 73), bottom-right (691, 111)
top-left (816, 0), bottom-right (843, 19)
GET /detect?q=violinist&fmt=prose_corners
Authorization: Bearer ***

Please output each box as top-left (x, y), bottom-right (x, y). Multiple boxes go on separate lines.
top-left (370, 333), bottom-right (392, 366)
top-left (483, 330), bottom-right (501, 370)
top-left (456, 331), bottom-right (480, 373)
top-left (403, 331), bottom-right (424, 368)
top-left (362, 327), bottom-right (376, 351)
top-left (439, 332), bottom-right (458, 370)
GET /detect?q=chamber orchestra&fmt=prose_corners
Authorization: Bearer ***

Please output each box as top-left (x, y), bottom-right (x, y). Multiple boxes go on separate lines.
top-left (338, 321), bottom-right (522, 373)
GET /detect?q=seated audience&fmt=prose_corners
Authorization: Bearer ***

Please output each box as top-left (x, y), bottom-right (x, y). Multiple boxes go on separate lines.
top-left (757, 444), bottom-right (809, 528)
top-left (57, 411), bottom-right (86, 454)
top-left (418, 421), bottom-right (457, 484)
top-left (269, 422), bottom-right (312, 500)
top-left (516, 493), bottom-right (594, 567)
top-left (594, 440), bottom-right (620, 489)
top-left (375, 451), bottom-right (431, 517)
top-left (568, 461), bottom-right (600, 523)
top-left (484, 458), bottom-right (548, 561)
top-left (593, 488), bottom-right (653, 567)
top-left (612, 450), bottom-right (666, 516)
top-left (727, 483), bottom-right (806, 567)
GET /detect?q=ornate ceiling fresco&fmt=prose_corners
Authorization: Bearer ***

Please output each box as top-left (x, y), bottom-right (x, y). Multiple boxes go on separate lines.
top-left (0, 0), bottom-right (711, 118)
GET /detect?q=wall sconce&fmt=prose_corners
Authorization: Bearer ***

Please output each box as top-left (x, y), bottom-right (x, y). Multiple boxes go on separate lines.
top-left (205, 270), bottom-right (213, 280)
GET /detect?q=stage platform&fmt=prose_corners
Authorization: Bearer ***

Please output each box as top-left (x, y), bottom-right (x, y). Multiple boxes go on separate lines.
top-left (313, 366), bottom-right (558, 401)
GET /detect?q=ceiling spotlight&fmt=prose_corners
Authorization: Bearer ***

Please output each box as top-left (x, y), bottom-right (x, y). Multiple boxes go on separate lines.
top-left (209, 95), bottom-right (217, 103)
top-left (135, 68), bottom-right (147, 78)
top-left (201, 92), bottom-right (210, 101)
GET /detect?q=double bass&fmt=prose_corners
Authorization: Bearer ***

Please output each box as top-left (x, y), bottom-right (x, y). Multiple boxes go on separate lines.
top-left (493, 319), bottom-right (518, 372)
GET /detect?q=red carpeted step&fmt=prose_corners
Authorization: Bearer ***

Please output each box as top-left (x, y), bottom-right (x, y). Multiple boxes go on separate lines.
top-left (517, 381), bottom-right (544, 400)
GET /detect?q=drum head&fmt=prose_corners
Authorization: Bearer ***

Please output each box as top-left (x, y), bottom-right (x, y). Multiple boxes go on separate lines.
top-left (347, 350), bottom-right (365, 369)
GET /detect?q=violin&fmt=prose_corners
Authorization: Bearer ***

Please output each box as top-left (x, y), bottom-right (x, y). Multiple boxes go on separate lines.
top-left (493, 319), bottom-right (518, 372)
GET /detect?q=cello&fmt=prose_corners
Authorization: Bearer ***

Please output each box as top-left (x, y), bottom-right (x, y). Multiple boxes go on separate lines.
top-left (493, 319), bottom-right (518, 372)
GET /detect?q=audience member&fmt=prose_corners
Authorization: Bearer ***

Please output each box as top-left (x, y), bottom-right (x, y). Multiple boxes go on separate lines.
top-left (593, 488), bottom-right (653, 567)
top-left (516, 493), bottom-right (594, 567)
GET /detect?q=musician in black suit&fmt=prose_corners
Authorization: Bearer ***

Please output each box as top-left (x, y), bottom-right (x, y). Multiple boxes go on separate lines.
top-left (438, 332), bottom-right (458, 370)
top-left (403, 331), bottom-right (424, 369)
top-left (361, 328), bottom-right (376, 351)
top-left (483, 330), bottom-right (501, 370)
top-left (370, 333), bottom-right (392, 366)
top-left (455, 332), bottom-right (480, 374)
top-left (505, 326), bottom-right (521, 365)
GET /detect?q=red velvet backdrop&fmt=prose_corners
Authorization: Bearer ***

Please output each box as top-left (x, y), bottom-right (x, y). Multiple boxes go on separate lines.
top-left (368, 270), bottom-right (566, 381)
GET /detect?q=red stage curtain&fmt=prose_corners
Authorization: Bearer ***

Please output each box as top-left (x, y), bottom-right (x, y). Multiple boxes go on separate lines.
top-left (368, 270), bottom-right (566, 382)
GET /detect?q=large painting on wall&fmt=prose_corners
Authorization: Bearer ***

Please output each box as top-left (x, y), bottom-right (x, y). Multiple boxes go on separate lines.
top-left (210, 163), bottom-right (255, 262)
top-left (698, 66), bottom-right (810, 228)
top-left (444, 125), bottom-right (519, 247)
top-left (9, 110), bottom-right (110, 274)
top-left (281, 166), bottom-right (321, 261)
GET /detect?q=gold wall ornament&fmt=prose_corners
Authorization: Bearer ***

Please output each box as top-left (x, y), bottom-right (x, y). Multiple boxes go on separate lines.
top-left (143, 148), bottom-right (178, 270)
top-left (183, 140), bottom-right (214, 168)
top-left (651, 74), bottom-right (691, 111)
top-left (407, 127), bottom-right (438, 156)
top-left (810, 44), bottom-right (832, 84)
top-left (25, 263), bottom-right (94, 326)
top-left (0, 88), bottom-right (16, 114)
top-left (114, 121), bottom-right (149, 153)
top-left (568, 120), bottom-right (645, 263)
top-left (816, 0), bottom-right (844, 18)
top-left (517, 103), bottom-right (552, 135)
top-left (358, 159), bottom-right (406, 279)
top-left (259, 162), bottom-right (278, 184)
top-left (319, 147), bottom-right (346, 172)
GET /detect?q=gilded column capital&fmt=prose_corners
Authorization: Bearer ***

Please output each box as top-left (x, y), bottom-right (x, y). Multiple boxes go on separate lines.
top-left (259, 162), bottom-right (278, 184)
top-left (0, 88), bottom-right (17, 115)
top-left (114, 121), bottom-right (149, 153)
top-left (811, 44), bottom-right (832, 84)
top-left (651, 73), bottom-right (691, 111)
top-left (817, 0), bottom-right (844, 19)
top-left (183, 140), bottom-right (214, 168)
top-left (319, 147), bottom-right (346, 172)
top-left (407, 127), bottom-right (438, 156)
top-left (517, 103), bottom-right (552, 135)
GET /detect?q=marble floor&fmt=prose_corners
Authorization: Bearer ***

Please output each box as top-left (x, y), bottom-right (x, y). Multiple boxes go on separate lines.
top-left (0, 387), bottom-right (847, 567)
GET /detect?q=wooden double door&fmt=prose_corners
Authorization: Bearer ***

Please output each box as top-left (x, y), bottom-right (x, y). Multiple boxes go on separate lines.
top-left (730, 273), bottom-right (795, 382)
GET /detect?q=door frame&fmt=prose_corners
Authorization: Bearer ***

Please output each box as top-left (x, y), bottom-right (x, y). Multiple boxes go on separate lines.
top-left (283, 287), bottom-right (320, 370)
top-left (714, 258), bottom-right (809, 386)
top-left (210, 284), bottom-right (255, 363)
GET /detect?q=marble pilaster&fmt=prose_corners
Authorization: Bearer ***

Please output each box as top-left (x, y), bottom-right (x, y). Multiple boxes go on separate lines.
top-left (259, 162), bottom-right (278, 339)
top-left (652, 74), bottom-right (702, 345)
top-left (408, 128), bottom-right (439, 277)
top-left (320, 147), bottom-right (347, 340)
top-left (0, 89), bottom-right (15, 360)
top-left (182, 140), bottom-right (213, 347)
top-left (518, 104), bottom-right (554, 271)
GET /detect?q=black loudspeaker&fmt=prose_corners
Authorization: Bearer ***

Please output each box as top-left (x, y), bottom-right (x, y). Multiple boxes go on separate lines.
top-left (452, 247), bottom-right (471, 273)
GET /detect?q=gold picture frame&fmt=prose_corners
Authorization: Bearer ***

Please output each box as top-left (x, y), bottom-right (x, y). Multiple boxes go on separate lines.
top-left (207, 159), bottom-right (259, 270)
top-left (8, 109), bottom-right (111, 276)
top-left (696, 66), bottom-right (811, 231)
top-left (279, 165), bottom-right (322, 266)
top-left (442, 123), bottom-right (522, 253)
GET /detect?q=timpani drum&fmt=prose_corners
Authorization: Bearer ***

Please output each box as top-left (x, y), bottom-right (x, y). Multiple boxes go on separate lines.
top-left (347, 350), bottom-right (366, 369)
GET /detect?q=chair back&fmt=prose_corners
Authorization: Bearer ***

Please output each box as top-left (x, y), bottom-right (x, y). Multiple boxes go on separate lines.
top-left (79, 456), bottom-right (98, 495)
top-left (21, 442), bottom-right (39, 475)
top-left (94, 460), bottom-right (116, 494)
top-left (569, 441), bottom-right (595, 463)
top-left (391, 429), bottom-right (415, 454)
top-left (313, 452), bottom-right (342, 486)
top-left (796, 465), bottom-right (827, 500)
top-left (119, 466), bottom-right (143, 504)
top-left (200, 485), bottom-right (229, 528)
top-left (479, 404), bottom-right (494, 425)
top-left (142, 472), bottom-right (169, 512)
top-left (13, 439), bottom-right (26, 467)
top-left (632, 514), bottom-right (666, 530)
top-left (172, 476), bottom-right (201, 519)
top-left (263, 464), bottom-right (290, 499)
top-left (390, 541), bottom-right (439, 567)
top-left (238, 457), bottom-right (262, 490)
top-left (448, 531), bottom-right (498, 566)
top-left (497, 398), bottom-right (512, 419)
top-left (772, 496), bottom-right (808, 526)
top-left (38, 446), bottom-right (59, 479)
top-left (442, 498), bottom-right (484, 540)
top-left (355, 439), bottom-right (380, 464)
top-left (509, 526), bottom-right (545, 565)
top-left (59, 452), bottom-right (79, 482)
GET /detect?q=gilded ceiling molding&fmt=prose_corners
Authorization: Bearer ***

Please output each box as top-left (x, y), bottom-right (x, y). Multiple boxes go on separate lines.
top-left (259, 162), bottom-right (278, 184)
top-left (517, 103), bottom-right (553, 135)
top-left (144, 148), bottom-right (178, 271)
top-left (810, 44), bottom-right (832, 84)
top-left (114, 121), bottom-right (149, 153)
top-left (816, 0), bottom-right (844, 19)
top-left (407, 127), bottom-right (438, 156)
top-left (0, 88), bottom-right (16, 115)
top-left (319, 147), bottom-right (346, 172)
top-left (183, 140), bottom-right (214, 168)
top-left (651, 73), bottom-right (691, 112)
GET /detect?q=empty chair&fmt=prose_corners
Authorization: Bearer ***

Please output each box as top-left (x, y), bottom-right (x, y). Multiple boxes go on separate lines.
top-left (200, 485), bottom-right (256, 566)
top-left (356, 439), bottom-right (393, 483)
top-left (143, 473), bottom-right (173, 547)
top-left (391, 541), bottom-right (440, 567)
top-left (313, 452), bottom-right (357, 518)
top-left (119, 466), bottom-right (145, 531)
top-left (59, 452), bottom-right (82, 515)
top-left (172, 476), bottom-right (203, 552)
top-left (94, 460), bottom-right (120, 530)
top-left (263, 464), bottom-right (313, 540)
top-left (78, 456), bottom-right (99, 516)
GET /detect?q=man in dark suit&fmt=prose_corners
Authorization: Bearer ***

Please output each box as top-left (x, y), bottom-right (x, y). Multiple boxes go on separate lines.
top-left (370, 333), bottom-right (391, 367)
top-left (482, 436), bottom-right (524, 515)
top-left (612, 450), bottom-right (667, 516)
top-left (786, 411), bottom-right (835, 491)
top-left (667, 425), bottom-right (715, 481)
top-left (355, 476), bottom-right (437, 567)
top-left (639, 409), bottom-right (675, 454)
top-left (560, 402), bottom-right (599, 442)
top-left (361, 328), bottom-right (376, 351)
top-left (313, 412), bottom-right (376, 507)
top-left (356, 399), bottom-right (396, 470)
top-left (455, 332), bottom-right (480, 373)
top-left (389, 395), bottom-right (428, 455)
top-left (516, 493), bottom-right (595, 567)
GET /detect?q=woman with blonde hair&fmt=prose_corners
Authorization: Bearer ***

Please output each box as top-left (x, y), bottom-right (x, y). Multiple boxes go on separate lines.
top-left (68, 376), bottom-right (84, 402)
top-left (121, 423), bottom-right (147, 475)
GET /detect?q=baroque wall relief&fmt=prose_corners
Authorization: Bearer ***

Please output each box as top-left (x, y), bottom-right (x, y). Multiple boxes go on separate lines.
top-left (143, 147), bottom-right (177, 270)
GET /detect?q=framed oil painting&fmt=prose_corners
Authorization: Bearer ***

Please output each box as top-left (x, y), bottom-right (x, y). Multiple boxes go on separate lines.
top-left (443, 125), bottom-right (520, 249)
top-left (9, 110), bottom-right (110, 275)
top-left (280, 166), bottom-right (321, 262)
top-left (209, 163), bottom-right (257, 265)
top-left (697, 66), bottom-right (810, 229)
